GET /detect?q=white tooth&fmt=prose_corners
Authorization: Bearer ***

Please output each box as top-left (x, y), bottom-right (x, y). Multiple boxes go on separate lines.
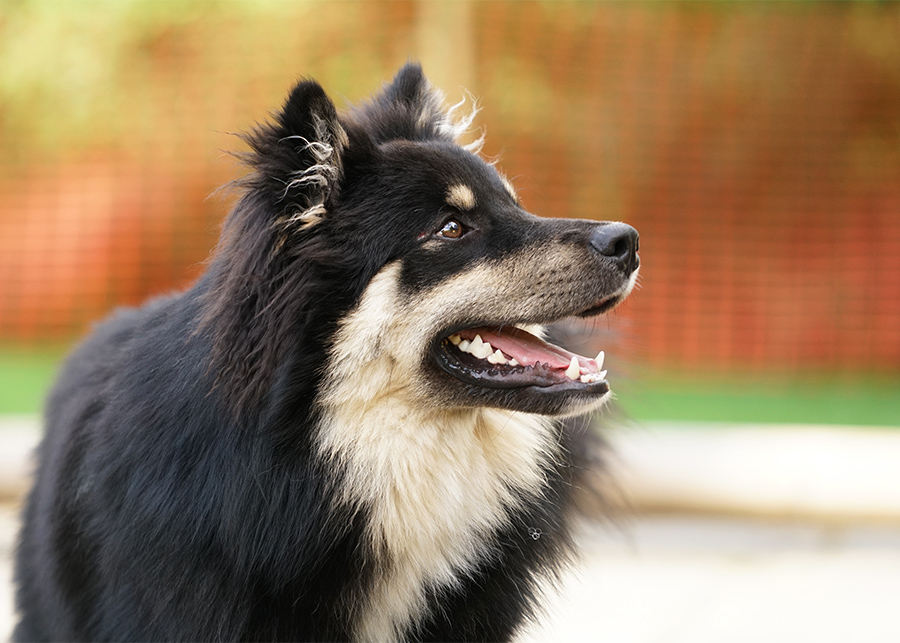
top-left (581, 371), bottom-right (606, 384)
top-left (470, 334), bottom-right (485, 356)
top-left (565, 356), bottom-right (580, 380)
top-left (449, 334), bottom-right (462, 345)
top-left (474, 342), bottom-right (494, 359)
top-left (595, 350), bottom-right (605, 370)
top-left (487, 349), bottom-right (508, 365)
top-left (508, 358), bottom-right (519, 367)
top-left (458, 339), bottom-right (471, 352)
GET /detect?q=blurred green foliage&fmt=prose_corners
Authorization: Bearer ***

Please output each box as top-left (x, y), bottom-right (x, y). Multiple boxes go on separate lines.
top-left (0, 0), bottom-right (400, 161)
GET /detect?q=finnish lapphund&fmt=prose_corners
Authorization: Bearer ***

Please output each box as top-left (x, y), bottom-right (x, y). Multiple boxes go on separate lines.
top-left (14, 64), bottom-right (639, 642)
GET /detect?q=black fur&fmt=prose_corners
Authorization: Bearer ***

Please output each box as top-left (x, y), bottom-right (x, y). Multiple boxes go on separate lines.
top-left (14, 64), bottom-right (634, 642)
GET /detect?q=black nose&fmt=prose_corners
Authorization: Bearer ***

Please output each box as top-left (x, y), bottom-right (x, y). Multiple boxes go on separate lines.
top-left (590, 222), bottom-right (640, 273)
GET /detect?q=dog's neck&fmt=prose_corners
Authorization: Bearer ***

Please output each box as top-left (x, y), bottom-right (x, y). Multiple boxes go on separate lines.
top-left (316, 344), bottom-right (556, 640)
top-left (312, 261), bottom-right (559, 640)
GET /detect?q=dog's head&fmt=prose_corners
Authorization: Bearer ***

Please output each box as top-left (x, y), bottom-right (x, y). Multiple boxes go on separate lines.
top-left (208, 64), bottom-right (638, 419)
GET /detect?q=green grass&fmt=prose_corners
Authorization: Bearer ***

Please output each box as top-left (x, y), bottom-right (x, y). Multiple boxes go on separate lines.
top-left (0, 347), bottom-right (67, 415)
top-left (0, 348), bottom-right (898, 427)
top-left (617, 372), bottom-right (900, 427)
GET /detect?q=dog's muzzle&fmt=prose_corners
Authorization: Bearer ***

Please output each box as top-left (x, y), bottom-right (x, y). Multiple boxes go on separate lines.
top-left (427, 218), bottom-right (640, 416)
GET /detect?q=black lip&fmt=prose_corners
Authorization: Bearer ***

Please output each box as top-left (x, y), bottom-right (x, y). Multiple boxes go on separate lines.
top-left (577, 289), bottom-right (631, 318)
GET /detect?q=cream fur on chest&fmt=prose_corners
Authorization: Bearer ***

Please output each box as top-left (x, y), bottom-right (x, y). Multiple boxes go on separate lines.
top-left (315, 262), bottom-right (558, 642)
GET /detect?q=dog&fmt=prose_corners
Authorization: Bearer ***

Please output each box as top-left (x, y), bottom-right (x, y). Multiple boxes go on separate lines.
top-left (14, 63), bottom-right (639, 642)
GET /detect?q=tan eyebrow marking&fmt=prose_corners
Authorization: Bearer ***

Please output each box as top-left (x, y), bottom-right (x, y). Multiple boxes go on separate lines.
top-left (446, 184), bottom-right (476, 211)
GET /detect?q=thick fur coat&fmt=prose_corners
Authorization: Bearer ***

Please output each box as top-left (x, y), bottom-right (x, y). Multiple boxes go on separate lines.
top-left (14, 64), bottom-right (639, 642)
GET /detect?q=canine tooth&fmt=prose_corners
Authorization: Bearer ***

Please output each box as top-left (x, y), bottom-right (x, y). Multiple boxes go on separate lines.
top-left (508, 358), bottom-right (519, 367)
top-left (469, 335), bottom-right (494, 359)
top-left (487, 349), bottom-right (508, 365)
top-left (598, 370), bottom-right (607, 380)
top-left (565, 356), bottom-right (580, 381)
top-left (449, 334), bottom-right (462, 345)
top-left (595, 350), bottom-right (605, 370)
top-left (458, 339), bottom-right (471, 352)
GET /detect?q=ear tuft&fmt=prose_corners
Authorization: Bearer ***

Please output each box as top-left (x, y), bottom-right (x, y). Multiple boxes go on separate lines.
top-left (353, 62), bottom-right (481, 150)
top-left (379, 63), bottom-right (430, 108)
top-left (243, 80), bottom-right (347, 229)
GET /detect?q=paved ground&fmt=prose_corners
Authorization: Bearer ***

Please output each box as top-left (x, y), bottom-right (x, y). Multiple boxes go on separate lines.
top-left (607, 421), bottom-right (900, 522)
top-left (4, 420), bottom-right (900, 641)
top-left (4, 506), bottom-right (900, 642)
top-left (520, 517), bottom-right (900, 643)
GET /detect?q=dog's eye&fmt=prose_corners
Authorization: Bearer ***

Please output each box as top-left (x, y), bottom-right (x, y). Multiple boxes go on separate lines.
top-left (436, 219), bottom-right (465, 239)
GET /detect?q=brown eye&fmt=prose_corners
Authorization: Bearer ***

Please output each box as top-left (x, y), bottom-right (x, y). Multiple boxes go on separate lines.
top-left (436, 219), bottom-right (464, 239)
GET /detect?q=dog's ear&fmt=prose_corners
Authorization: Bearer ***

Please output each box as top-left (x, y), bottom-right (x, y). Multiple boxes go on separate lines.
top-left (243, 79), bottom-right (349, 228)
top-left (378, 63), bottom-right (434, 112)
top-left (356, 62), bottom-right (480, 149)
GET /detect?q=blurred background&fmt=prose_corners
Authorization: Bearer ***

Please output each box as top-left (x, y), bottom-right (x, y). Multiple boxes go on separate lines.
top-left (1, 0), bottom-right (898, 422)
top-left (0, 1), bottom-right (899, 641)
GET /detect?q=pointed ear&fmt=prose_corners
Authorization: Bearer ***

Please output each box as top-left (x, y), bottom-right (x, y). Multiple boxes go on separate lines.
top-left (243, 79), bottom-right (348, 228)
top-left (356, 62), bottom-right (480, 148)
top-left (379, 62), bottom-right (431, 108)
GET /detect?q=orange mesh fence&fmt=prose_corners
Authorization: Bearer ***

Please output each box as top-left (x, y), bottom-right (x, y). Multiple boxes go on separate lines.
top-left (0, 1), bottom-right (898, 375)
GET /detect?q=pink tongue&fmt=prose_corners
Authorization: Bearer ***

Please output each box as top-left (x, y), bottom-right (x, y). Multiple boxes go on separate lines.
top-left (458, 327), bottom-right (597, 371)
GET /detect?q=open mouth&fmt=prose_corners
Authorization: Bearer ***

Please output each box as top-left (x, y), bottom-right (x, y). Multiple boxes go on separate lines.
top-left (433, 324), bottom-right (609, 393)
